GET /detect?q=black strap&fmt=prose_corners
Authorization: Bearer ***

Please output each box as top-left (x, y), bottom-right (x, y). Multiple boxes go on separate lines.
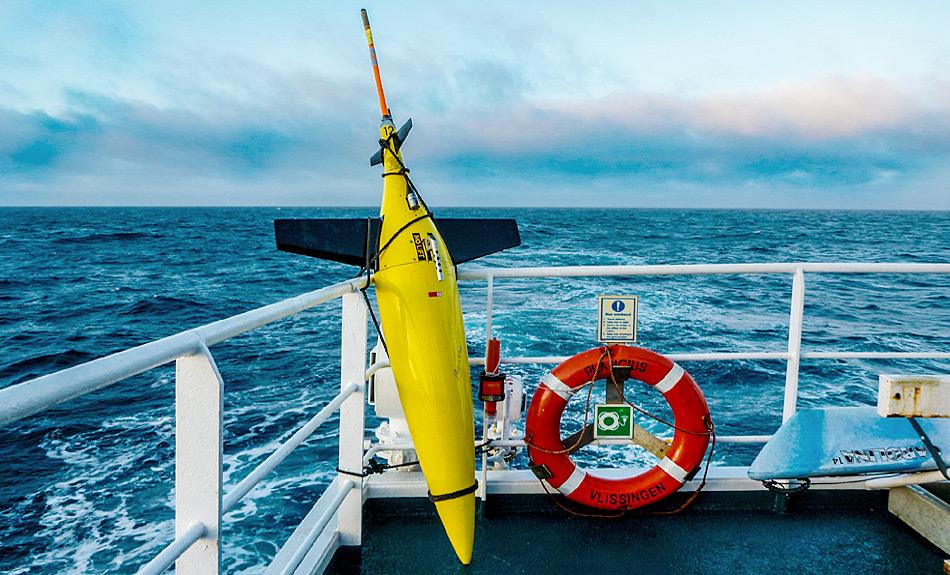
top-left (337, 467), bottom-right (369, 478)
top-left (337, 458), bottom-right (418, 478)
top-left (761, 478), bottom-right (811, 494)
top-left (908, 417), bottom-right (949, 480)
top-left (428, 481), bottom-right (478, 502)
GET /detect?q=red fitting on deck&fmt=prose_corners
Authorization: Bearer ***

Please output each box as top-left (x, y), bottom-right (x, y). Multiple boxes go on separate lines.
top-left (486, 338), bottom-right (501, 375)
top-left (482, 338), bottom-right (503, 414)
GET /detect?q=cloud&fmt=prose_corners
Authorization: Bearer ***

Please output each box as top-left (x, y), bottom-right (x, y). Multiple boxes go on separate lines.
top-left (692, 78), bottom-right (919, 138)
top-left (1, 62), bottom-right (948, 208)
top-left (409, 76), bottom-right (950, 201)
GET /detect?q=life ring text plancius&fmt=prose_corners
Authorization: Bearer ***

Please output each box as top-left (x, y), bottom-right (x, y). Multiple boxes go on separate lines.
top-left (524, 345), bottom-right (712, 510)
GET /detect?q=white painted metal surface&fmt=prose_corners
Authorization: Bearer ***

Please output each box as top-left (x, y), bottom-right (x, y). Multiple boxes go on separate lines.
top-left (878, 374), bottom-right (950, 418)
top-left (137, 522), bottom-right (207, 575)
top-left (479, 273), bottom-right (495, 502)
top-left (783, 268), bottom-right (806, 422)
top-left (803, 351), bottom-right (950, 359)
top-left (458, 262), bottom-right (950, 280)
top-left (469, 351), bottom-right (791, 366)
top-left (484, 273), bottom-right (495, 342)
top-left (366, 346), bottom-right (403, 419)
top-left (337, 292), bottom-right (368, 546)
top-left (470, 351), bottom-right (950, 365)
top-left (363, 466), bottom-right (878, 499)
top-left (364, 359), bottom-right (390, 380)
top-left (274, 478), bottom-right (355, 575)
top-left (175, 348), bottom-right (224, 574)
top-left (864, 470), bottom-right (949, 489)
top-left (369, 434), bottom-right (772, 455)
top-left (266, 476), bottom-right (354, 575)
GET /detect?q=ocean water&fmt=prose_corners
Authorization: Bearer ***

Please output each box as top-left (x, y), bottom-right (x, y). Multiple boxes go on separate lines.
top-left (0, 207), bottom-right (948, 573)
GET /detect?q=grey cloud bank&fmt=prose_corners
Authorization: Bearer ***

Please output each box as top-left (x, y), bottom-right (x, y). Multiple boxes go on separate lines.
top-left (2, 2), bottom-right (949, 209)
top-left (2, 73), bottom-right (949, 209)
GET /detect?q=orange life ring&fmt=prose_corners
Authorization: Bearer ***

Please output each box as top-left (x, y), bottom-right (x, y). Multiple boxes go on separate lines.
top-left (524, 345), bottom-right (711, 510)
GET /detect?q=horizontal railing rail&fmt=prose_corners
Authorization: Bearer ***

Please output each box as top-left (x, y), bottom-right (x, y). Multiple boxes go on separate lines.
top-left (468, 352), bottom-right (790, 365)
top-left (468, 351), bottom-right (950, 364)
top-left (221, 381), bottom-right (362, 514)
top-left (275, 477), bottom-right (355, 575)
top-left (458, 262), bottom-right (950, 280)
top-left (0, 277), bottom-right (366, 426)
top-left (138, 522), bottom-right (208, 575)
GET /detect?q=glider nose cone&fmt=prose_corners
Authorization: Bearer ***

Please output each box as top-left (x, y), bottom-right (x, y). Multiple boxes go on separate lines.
top-left (435, 494), bottom-right (475, 564)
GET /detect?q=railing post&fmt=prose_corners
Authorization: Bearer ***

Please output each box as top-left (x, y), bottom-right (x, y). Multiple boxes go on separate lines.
top-left (338, 291), bottom-right (367, 545)
top-left (485, 273), bottom-right (495, 342)
top-left (175, 345), bottom-right (223, 574)
top-left (782, 268), bottom-right (806, 421)
top-left (479, 274), bottom-right (495, 501)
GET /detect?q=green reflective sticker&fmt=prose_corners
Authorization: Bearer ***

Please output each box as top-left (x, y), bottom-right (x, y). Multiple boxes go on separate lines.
top-left (593, 404), bottom-right (633, 439)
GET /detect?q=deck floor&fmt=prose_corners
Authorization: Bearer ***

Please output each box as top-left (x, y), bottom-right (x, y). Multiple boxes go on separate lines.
top-left (327, 491), bottom-right (946, 574)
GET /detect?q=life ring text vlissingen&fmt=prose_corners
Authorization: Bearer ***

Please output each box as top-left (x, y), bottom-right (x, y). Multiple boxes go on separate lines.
top-left (524, 345), bottom-right (712, 511)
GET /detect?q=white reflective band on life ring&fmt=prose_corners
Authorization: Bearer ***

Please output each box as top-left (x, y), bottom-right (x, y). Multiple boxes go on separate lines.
top-left (541, 373), bottom-right (575, 401)
top-left (654, 363), bottom-right (685, 394)
top-left (556, 466), bottom-right (587, 496)
top-left (658, 456), bottom-right (689, 483)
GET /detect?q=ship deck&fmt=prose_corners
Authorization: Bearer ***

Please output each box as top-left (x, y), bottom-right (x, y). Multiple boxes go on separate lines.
top-left (327, 490), bottom-right (947, 574)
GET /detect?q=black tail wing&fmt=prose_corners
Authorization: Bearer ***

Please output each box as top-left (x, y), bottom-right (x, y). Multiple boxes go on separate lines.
top-left (436, 218), bottom-right (521, 263)
top-left (274, 218), bottom-right (380, 266)
top-left (274, 217), bottom-right (519, 266)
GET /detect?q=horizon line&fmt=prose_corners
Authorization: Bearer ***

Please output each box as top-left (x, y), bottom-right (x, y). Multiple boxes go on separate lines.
top-left (0, 205), bottom-right (948, 213)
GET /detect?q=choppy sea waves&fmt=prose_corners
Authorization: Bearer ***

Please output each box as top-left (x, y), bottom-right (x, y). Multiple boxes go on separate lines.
top-left (1, 207), bottom-right (947, 573)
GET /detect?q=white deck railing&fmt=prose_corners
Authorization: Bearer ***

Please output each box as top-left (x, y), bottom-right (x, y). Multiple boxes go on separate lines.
top-left (460, 262), bottom-right (950, 423)
top-left (437, 263), bottom-right (949, 501)
top-left (0, 276), bottom-right (369, 575)
top-left (0, 262), bottom-right (947, 574)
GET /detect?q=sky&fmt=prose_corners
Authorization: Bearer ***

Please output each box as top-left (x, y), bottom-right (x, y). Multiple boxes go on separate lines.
top-left (1, 1), bottom-right (949, 208)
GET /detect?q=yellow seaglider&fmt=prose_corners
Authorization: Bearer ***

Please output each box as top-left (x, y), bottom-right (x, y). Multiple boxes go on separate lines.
top-left (362, 10), bottom-right (476, 565)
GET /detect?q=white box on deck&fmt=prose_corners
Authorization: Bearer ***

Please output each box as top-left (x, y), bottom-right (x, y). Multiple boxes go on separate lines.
top-left (878, 374), bottom-right (950, 418)
top-left (368, 342), bottom-right (407, 420)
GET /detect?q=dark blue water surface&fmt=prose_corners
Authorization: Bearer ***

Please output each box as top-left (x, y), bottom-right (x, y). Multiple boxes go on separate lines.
top-left (1, 207), bottom-right (948, 573)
